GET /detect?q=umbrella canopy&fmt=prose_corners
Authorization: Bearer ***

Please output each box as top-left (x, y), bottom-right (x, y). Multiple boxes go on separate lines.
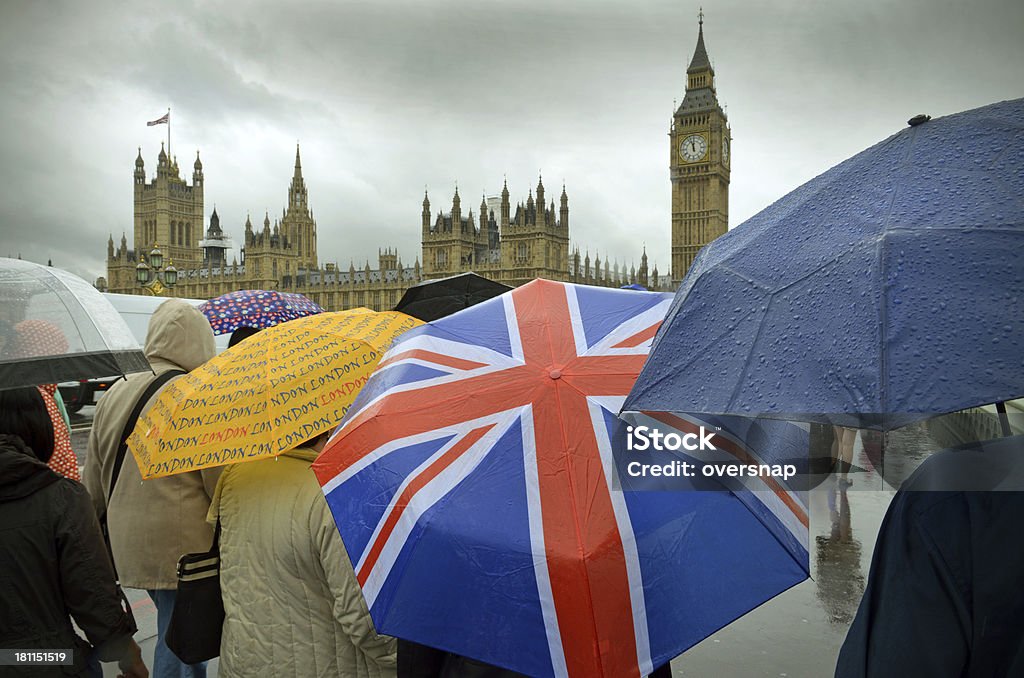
top-left (625, 98), bottom-right (1024, 430)
top-left (312, 280), bottom-right (810, 677)
top-left (0, 257), bottom-right (149, 389)
top-left (128, 308), bottom-right (421, 479)
top-left (199, 289), bottom-right (324, 335)
top-left (393, 272), bottom-right (511, 322)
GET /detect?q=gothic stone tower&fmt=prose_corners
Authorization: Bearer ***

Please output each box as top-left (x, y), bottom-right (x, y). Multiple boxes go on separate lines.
top-left (498, 176), bottom-right (570, 287)
top-left (421, 186), bottom-right (482, 276)
top-left (420, 177), bottom-right (569, 286)
top-left (133, 144), bottom-right (205, 271)
top-left (671, 14), bottom-right (730, 284)
top-left (282, 144), bottom-right (318, 271)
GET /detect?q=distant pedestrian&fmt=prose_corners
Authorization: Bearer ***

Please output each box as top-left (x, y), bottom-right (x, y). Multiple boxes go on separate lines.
top-left (832, 426), bottom-right (857, 484)
top-left (210, 431), bottom-right (396, 677)
top-left (83, 299), bottom-right (219, 678)
top-left (0, 386), bottom-right (148, 678)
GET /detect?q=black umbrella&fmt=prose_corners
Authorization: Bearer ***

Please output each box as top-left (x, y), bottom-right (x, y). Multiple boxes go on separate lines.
top-left (394, 272), bottom-right (511, 322)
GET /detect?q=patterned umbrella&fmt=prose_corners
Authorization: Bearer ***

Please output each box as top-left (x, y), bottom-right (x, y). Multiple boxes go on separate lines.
top-left (128, 309), bottom-right (421, 478)
top-left (312, 280), bottom-right (809, 677)
top-left (199, 289), bottom-right (324, 335)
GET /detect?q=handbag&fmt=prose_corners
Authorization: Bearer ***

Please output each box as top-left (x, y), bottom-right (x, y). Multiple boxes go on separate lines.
top-left (165, 520), bottom-right (224, 664)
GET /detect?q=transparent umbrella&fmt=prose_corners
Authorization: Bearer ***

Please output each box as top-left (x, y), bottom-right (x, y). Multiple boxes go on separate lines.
top-left (0, 258), bottom-right (150, 389)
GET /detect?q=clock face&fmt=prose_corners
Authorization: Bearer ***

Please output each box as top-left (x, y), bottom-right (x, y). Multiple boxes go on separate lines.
top-left (679, 134), bottom-right (708, 163)
top-left (722, 137), bottom-right (730, 166)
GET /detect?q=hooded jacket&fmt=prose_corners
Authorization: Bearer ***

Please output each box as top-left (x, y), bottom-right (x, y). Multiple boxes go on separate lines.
top-left (82, 298), bottom-right (220, 589)
top-left (210, 447), bottom-right (397, 678)
top-left (0, 435), bottom-right (135, 677)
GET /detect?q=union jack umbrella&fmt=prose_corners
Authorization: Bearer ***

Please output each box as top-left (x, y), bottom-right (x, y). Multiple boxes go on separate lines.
top-left (312, 279), bottom-right (810, 677)
top-left (198, 289), bottom-right (324, 335)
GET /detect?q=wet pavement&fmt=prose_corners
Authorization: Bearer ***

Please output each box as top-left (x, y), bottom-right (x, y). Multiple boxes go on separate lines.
top-left (71, 415), bottom-right (943, 678)
top-left (68, 404), bottom-right (94, 469)
top-left (667, 424), bottom-right (939, 677)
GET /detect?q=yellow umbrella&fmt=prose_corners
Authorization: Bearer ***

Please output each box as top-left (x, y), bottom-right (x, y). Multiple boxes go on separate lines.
top-left (128, 308), bottom-right (422, 479)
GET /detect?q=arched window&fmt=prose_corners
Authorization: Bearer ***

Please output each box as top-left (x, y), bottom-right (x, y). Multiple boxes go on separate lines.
top-left (170, 221), bottom-right (176, 245)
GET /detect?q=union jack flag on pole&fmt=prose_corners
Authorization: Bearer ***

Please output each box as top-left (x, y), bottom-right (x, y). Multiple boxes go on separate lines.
top-left (146, 111), bottom-right (169, 126)
top-left (313, 279), bottom-right (809, 677)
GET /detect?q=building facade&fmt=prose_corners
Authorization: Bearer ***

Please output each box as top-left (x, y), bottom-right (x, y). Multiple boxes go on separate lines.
top-left (671, 16), bottom-right (730, 284)
top-left (102, 150), bottom-right (656, 310)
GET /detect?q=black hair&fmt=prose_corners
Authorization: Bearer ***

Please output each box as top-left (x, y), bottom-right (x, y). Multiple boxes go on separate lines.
top-left (0, 386), bottom-right (55, 462)
top-left (228, 325), bottom-right (260, 348)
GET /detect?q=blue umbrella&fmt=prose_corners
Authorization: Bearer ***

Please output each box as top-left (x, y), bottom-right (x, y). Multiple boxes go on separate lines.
top-left (625, 98), bottom-right (1024, 430)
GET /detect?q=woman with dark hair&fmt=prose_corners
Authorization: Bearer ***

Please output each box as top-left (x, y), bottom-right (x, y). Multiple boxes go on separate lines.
top-left (0, 387), bottom-right (148, 678)
top-left (7, 319), bottom-right (81, 480)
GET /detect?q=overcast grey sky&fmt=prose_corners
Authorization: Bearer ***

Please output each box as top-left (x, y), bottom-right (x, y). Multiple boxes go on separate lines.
top-left (1, 0), bottom-right (1021, 284)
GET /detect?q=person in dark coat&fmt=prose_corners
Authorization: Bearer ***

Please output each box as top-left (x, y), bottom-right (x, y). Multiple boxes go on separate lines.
top-left (0, 387), bottom-right (147, 678)
top-left (835, 437), bottom-right (1024, 677)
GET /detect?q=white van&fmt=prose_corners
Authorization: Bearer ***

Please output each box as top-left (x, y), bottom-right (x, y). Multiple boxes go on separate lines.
top-left (58, 294), bottom-right (229, 412)
top-left (103, 293), bottom-right (230, 351)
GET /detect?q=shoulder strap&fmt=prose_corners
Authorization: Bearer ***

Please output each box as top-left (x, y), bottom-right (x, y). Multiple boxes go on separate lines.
top-left (106, 368), bottom-right (185, 504)
top-left (99, 367), bottom-right (184, 590)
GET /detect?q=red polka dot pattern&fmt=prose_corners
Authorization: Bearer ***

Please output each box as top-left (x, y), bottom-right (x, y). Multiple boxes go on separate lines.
top-left (39, 384), bottom-right (79, 481)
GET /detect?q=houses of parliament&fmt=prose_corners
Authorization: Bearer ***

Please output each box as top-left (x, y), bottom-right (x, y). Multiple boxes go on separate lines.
top-left (100, 18), bottom-right (729, 310)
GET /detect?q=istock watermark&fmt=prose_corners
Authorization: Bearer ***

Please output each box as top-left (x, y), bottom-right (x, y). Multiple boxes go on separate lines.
top-left (626, 425), bottom-right (717, 451)
top-left (620, 423), bottom-right (798, 485)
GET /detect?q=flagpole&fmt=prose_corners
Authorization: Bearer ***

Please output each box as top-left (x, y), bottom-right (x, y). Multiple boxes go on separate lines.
top-left (167, 107), bottom-right (171, 159)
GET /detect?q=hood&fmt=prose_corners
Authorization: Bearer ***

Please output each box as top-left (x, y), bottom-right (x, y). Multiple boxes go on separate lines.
top-left (0, 435), bottom-right (61, 502)
top-left (146, 299), bottom-right (216, 372)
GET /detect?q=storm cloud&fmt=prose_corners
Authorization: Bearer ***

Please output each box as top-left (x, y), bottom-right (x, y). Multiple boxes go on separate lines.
top-left (1, 0), bottom-right (1021, 284)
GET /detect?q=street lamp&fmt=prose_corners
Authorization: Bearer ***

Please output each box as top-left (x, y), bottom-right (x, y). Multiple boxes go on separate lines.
top-left (163, 259), bottom-right (178, 287)
top-left (136, 258), bottom-right (151, 285)
top-left (135, 244), bottom-right (177, 295)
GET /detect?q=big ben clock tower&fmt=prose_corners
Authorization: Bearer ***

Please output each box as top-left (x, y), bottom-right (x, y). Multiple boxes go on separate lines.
top-left (671, 12), bottom-right (730, 285)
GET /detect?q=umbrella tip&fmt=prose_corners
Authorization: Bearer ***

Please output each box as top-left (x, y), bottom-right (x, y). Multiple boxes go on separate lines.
top-left (908, 114), bottom-right (931, 127)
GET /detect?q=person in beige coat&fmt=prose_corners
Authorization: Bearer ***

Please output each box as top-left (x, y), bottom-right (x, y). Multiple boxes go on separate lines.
top-left (209, 433), bottom-right (397, 678)
top-left (83, 299), bottom-right (219, 678)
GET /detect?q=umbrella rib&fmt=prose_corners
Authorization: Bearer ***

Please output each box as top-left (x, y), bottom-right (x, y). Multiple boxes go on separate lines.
top-left (46, 271), bottom-right (94, 356)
